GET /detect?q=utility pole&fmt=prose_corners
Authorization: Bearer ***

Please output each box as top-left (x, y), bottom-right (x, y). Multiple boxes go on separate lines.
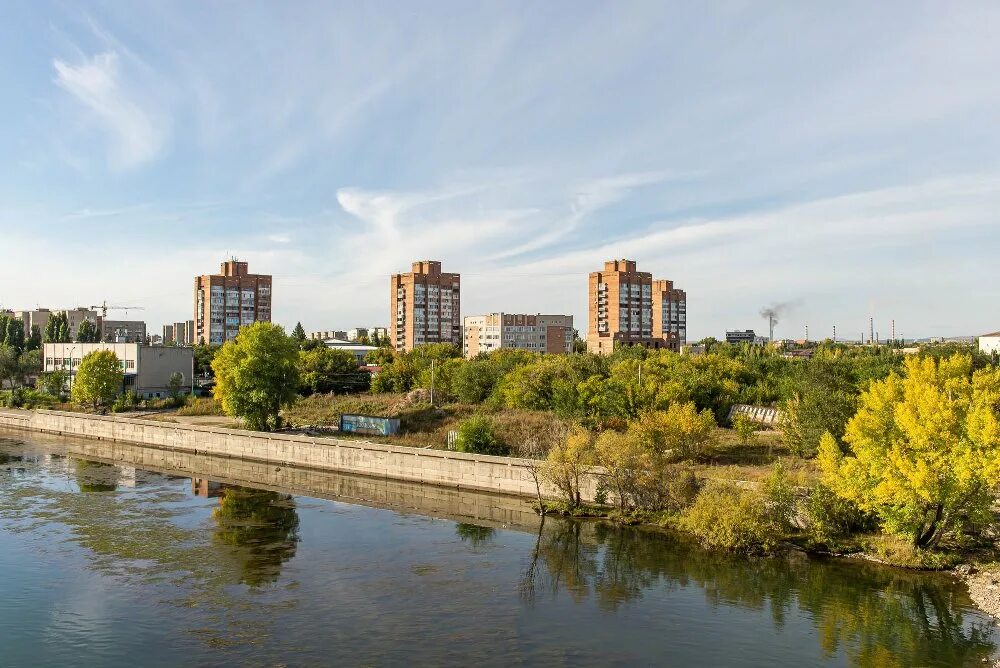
top-left (638, 361), bottom-right (642, 386)
top-left (430, 359), bottom-right (435, 406)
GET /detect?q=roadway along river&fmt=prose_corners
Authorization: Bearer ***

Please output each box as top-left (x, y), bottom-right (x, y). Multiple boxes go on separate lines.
top-left (1, 429), bottom-right (997, 667)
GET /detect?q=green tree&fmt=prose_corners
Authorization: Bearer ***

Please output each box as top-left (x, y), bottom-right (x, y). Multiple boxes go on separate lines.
top-left (291, 321), bottom-right (307, 345)
top-left (0, 345), bottom-right (18, 389)
top-left (168, 372), bottom-right (185, 403)
top-left (365, 346), bottom-right (394, 367)
top-left (17, 349), bottom-right (41, 387)
top-left (297, 346), bottom-right (362, 395)
top-left (211, 322), bottom-right (300, 431)
top-left (41, 369), bottom-right (69, 397)
top-left (71, 350), bottom-right (123, 411)
top-left (193, 344), bottom-right (220, 376)
top-left (819, 354), bottom-right (1000, 548)
top-left (26, 325), bottom-right (42, 351)
top-left (0, 317), bottom-right (26, 353)
top-left (781, 358), bottom-right (858, 457)
top-left (76, 319), bottom-right (100, 343)
top-left (455, 415), bottom-right (508, 456)
top-left (44, 312), bottom-right (71, 343)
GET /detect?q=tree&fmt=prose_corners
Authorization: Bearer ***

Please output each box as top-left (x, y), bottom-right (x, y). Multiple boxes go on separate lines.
top-left (193, 344), bottom-right (220, 376)
top-left (168, 372), bottom-right (185, 403)
top-left (17, 349), bottom-right (41, 387)
top-left (297, 346), bottom-right (362, 395)
top-left (455, 415), bottom-right (508, 456)
top-left (819, 354), bottom-right (1000, 548)
top-left (0, 316), bottom-right (25, 353)
top-left (628, 402), bottom-right (716, 461)
top-left (26, 325), bottom-right (42, 352)
top-left (0, 345), bottom-right (18, 389)
top-left (365, 346), bottom-right (394, 367)
top-left (781, 358), bottom-right (858, 457)
top-left (291, 322), bottom-right (307, 345)
top-left (44, 312), bottom-right (71, 343)
top-left (76, 319), bottom-right (100, 343)
top-left (41, 369), bottom-right (69, 397)
top-left (540, 427), bottom-right (595, 508)
top-left (211, 322), bottom-right (300, 431)
top-left (71, 350), bottom-right (123, 411)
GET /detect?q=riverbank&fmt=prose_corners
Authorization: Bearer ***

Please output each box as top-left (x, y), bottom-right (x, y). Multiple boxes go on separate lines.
top-left (0, 408), bottom-right (602, 501)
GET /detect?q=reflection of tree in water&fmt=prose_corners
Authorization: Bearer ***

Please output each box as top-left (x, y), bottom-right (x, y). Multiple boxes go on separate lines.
top-left (456, 523), bottom-right (496, 548)
top-left (73, 459), bottom-right (117, 493)
top-left (520, 518), bottom-right (997, 666)
top-left (213, 487), bottom-right (300, 587)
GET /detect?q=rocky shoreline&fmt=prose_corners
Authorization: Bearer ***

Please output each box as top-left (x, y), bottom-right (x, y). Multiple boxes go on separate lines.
top-left (959, 567), bottom-right (1000, 625)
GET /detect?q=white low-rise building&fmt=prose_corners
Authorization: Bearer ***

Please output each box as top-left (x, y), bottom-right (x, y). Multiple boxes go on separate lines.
top-left (43, 342), bottom-right (193, 399)
top-left (979, 332), bottom-right (1000, 355)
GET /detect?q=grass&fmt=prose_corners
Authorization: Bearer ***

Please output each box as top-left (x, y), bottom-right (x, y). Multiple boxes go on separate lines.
top-left (175, 397), bottom-right (224, 416)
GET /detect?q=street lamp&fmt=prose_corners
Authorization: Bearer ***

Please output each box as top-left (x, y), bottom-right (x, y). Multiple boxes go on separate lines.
top-left (67, 345), bottom-right (76, 393)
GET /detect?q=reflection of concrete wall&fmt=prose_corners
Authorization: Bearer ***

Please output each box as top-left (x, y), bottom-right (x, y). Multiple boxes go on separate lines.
top-left (12, 429), bottom-right (543, 531)
top-left (0, 409), bottom-right (603, 502)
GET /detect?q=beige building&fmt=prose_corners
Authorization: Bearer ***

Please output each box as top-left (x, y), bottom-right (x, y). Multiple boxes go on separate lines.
top-left (311, 330), bottom-right (348, 341)
top-left (194, 260), bottom-right (272, 345)
top-left (587, 259), bottom-right (687, 355)
top-left (464, 313), bottom-right (574, 358)
top-left (12, 307), bottom-right (98, 338)
top-left (43, 342), bottom-right (193, 398)
top-left (389, 261), bottom-right (461, 352)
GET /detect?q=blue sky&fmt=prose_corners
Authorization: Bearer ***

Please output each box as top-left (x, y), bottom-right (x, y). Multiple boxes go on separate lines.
top-left (1, 1), bottom-right (998, 340)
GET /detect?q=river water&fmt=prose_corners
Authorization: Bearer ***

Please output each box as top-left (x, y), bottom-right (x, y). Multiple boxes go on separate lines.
top-left (1, 430), bottom-right (997, 667)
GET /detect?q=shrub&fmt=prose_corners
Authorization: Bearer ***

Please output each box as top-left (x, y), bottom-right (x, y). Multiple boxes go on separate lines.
top-left (0, 388), bottom-right (56, 409)
top-left (455, 416), bottom-right (508, 456)
top-left (111, 391), bottom-right (141, 413)
top-left (731, 413), bottom-right (758, 446)
top-left (681, 483), bottom-right (786, 553)
top-left (628, 402), bottom-right (716, 461)
top-left (805, 483), bottom-right (873, 544)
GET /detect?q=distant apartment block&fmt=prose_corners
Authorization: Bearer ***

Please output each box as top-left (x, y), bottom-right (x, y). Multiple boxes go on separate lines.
top-left (311, 330), bottom-right (348, 341)
top-left (389, 261), bottom-right (461, 352)
top-left (347, 328), bottom-right (368, 342)
top-left (11, 307), bottom-right (98, 338)
top-left (101, 320), bottom-right (146, 343)
top-left (464, 313), bottom-right (574, 358)
top-left (726, 329), bottom-right (767, 345)
top-left (194, 260), bottom-right (272, 345)
top-left (163, 324), bottom-right (174, 344)
top-left (43, 342), bottom-right (193, 399)
top-left (587, 259), bottom-right (687, 355)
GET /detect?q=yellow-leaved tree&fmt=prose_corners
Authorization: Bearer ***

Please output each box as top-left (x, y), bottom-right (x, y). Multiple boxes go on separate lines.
top-left (818, 354), bottom-right (1000, 548)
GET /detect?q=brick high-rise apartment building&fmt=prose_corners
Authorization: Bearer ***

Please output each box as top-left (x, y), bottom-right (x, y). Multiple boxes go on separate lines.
top-left (194, 260), bottom-right (272, 345)
top-left (587, 259), bottom-right (686, 355)
top-left (389, 261), bottom-right (460, 352)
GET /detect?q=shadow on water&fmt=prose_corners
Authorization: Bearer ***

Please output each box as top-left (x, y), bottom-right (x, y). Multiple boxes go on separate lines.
top-left (520, 517), bottom-right (998, 667)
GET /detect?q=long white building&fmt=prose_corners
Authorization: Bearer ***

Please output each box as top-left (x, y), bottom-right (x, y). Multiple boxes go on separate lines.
top-left (43, 343), bottom-right (193, 399)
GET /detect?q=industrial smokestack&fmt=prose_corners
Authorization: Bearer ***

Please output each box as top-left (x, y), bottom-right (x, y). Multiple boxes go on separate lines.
top-left (760, 302), bottom-right (796, 343)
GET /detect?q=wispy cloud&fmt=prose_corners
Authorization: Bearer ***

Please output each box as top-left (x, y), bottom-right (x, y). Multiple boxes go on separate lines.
top-left (52, 51), bottom-right (168, 169)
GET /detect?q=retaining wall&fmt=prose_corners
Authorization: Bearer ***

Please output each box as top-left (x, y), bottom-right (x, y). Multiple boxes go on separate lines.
top-left (0, 409), bottom-right (600, 502)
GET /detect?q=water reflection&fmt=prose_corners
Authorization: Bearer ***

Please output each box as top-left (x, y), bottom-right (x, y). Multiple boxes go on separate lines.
top-left (212, 487), bottom-right (299, 587)
top-left (521, 518), bottom-right (997, 666)
top-left (455, 523), bottom-right (496, 548)
top-left (73, 460), bottom-right (118, 493)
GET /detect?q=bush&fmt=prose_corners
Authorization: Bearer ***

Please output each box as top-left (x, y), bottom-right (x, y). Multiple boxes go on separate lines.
top-left (111, 391), bottom-right (141, 413)
top-left (455, 416), bottom-right (508, 456)
top-left (681, 483), bottom-right (786, 553)
top-left (0, 388), bottom-right (56, 409)
top-left (540, 427), bottom-right (595, 508)
top-left (628, 402), bottom-right (716, 461)
top-left (731, 413), bottom-right (758, 446)
top-left (805, 483), bottom-right (873, 544)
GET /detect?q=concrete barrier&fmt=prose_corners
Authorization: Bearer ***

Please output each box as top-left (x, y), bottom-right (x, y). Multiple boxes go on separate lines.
top-left (0, 409), bottom-right (601, 502)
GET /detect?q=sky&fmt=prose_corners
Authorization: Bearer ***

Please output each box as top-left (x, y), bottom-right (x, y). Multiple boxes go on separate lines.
top-left (1, 1), bottom-right (999, 341)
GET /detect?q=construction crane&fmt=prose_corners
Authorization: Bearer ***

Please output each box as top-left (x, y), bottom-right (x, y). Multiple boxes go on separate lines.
top-left (90, 301), bottom-right (145, 319)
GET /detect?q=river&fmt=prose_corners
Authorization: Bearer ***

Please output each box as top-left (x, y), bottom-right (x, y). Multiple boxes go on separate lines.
top-left (1, 429), bottom-right (997, 667)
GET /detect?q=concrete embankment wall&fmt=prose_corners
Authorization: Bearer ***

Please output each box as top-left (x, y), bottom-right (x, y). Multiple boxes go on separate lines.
top-left (0, 409), bottom-right (600, 502)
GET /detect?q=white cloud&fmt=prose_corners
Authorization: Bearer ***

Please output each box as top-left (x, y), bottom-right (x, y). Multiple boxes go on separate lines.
top-left (53, 51), bottom-right (168, 169)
